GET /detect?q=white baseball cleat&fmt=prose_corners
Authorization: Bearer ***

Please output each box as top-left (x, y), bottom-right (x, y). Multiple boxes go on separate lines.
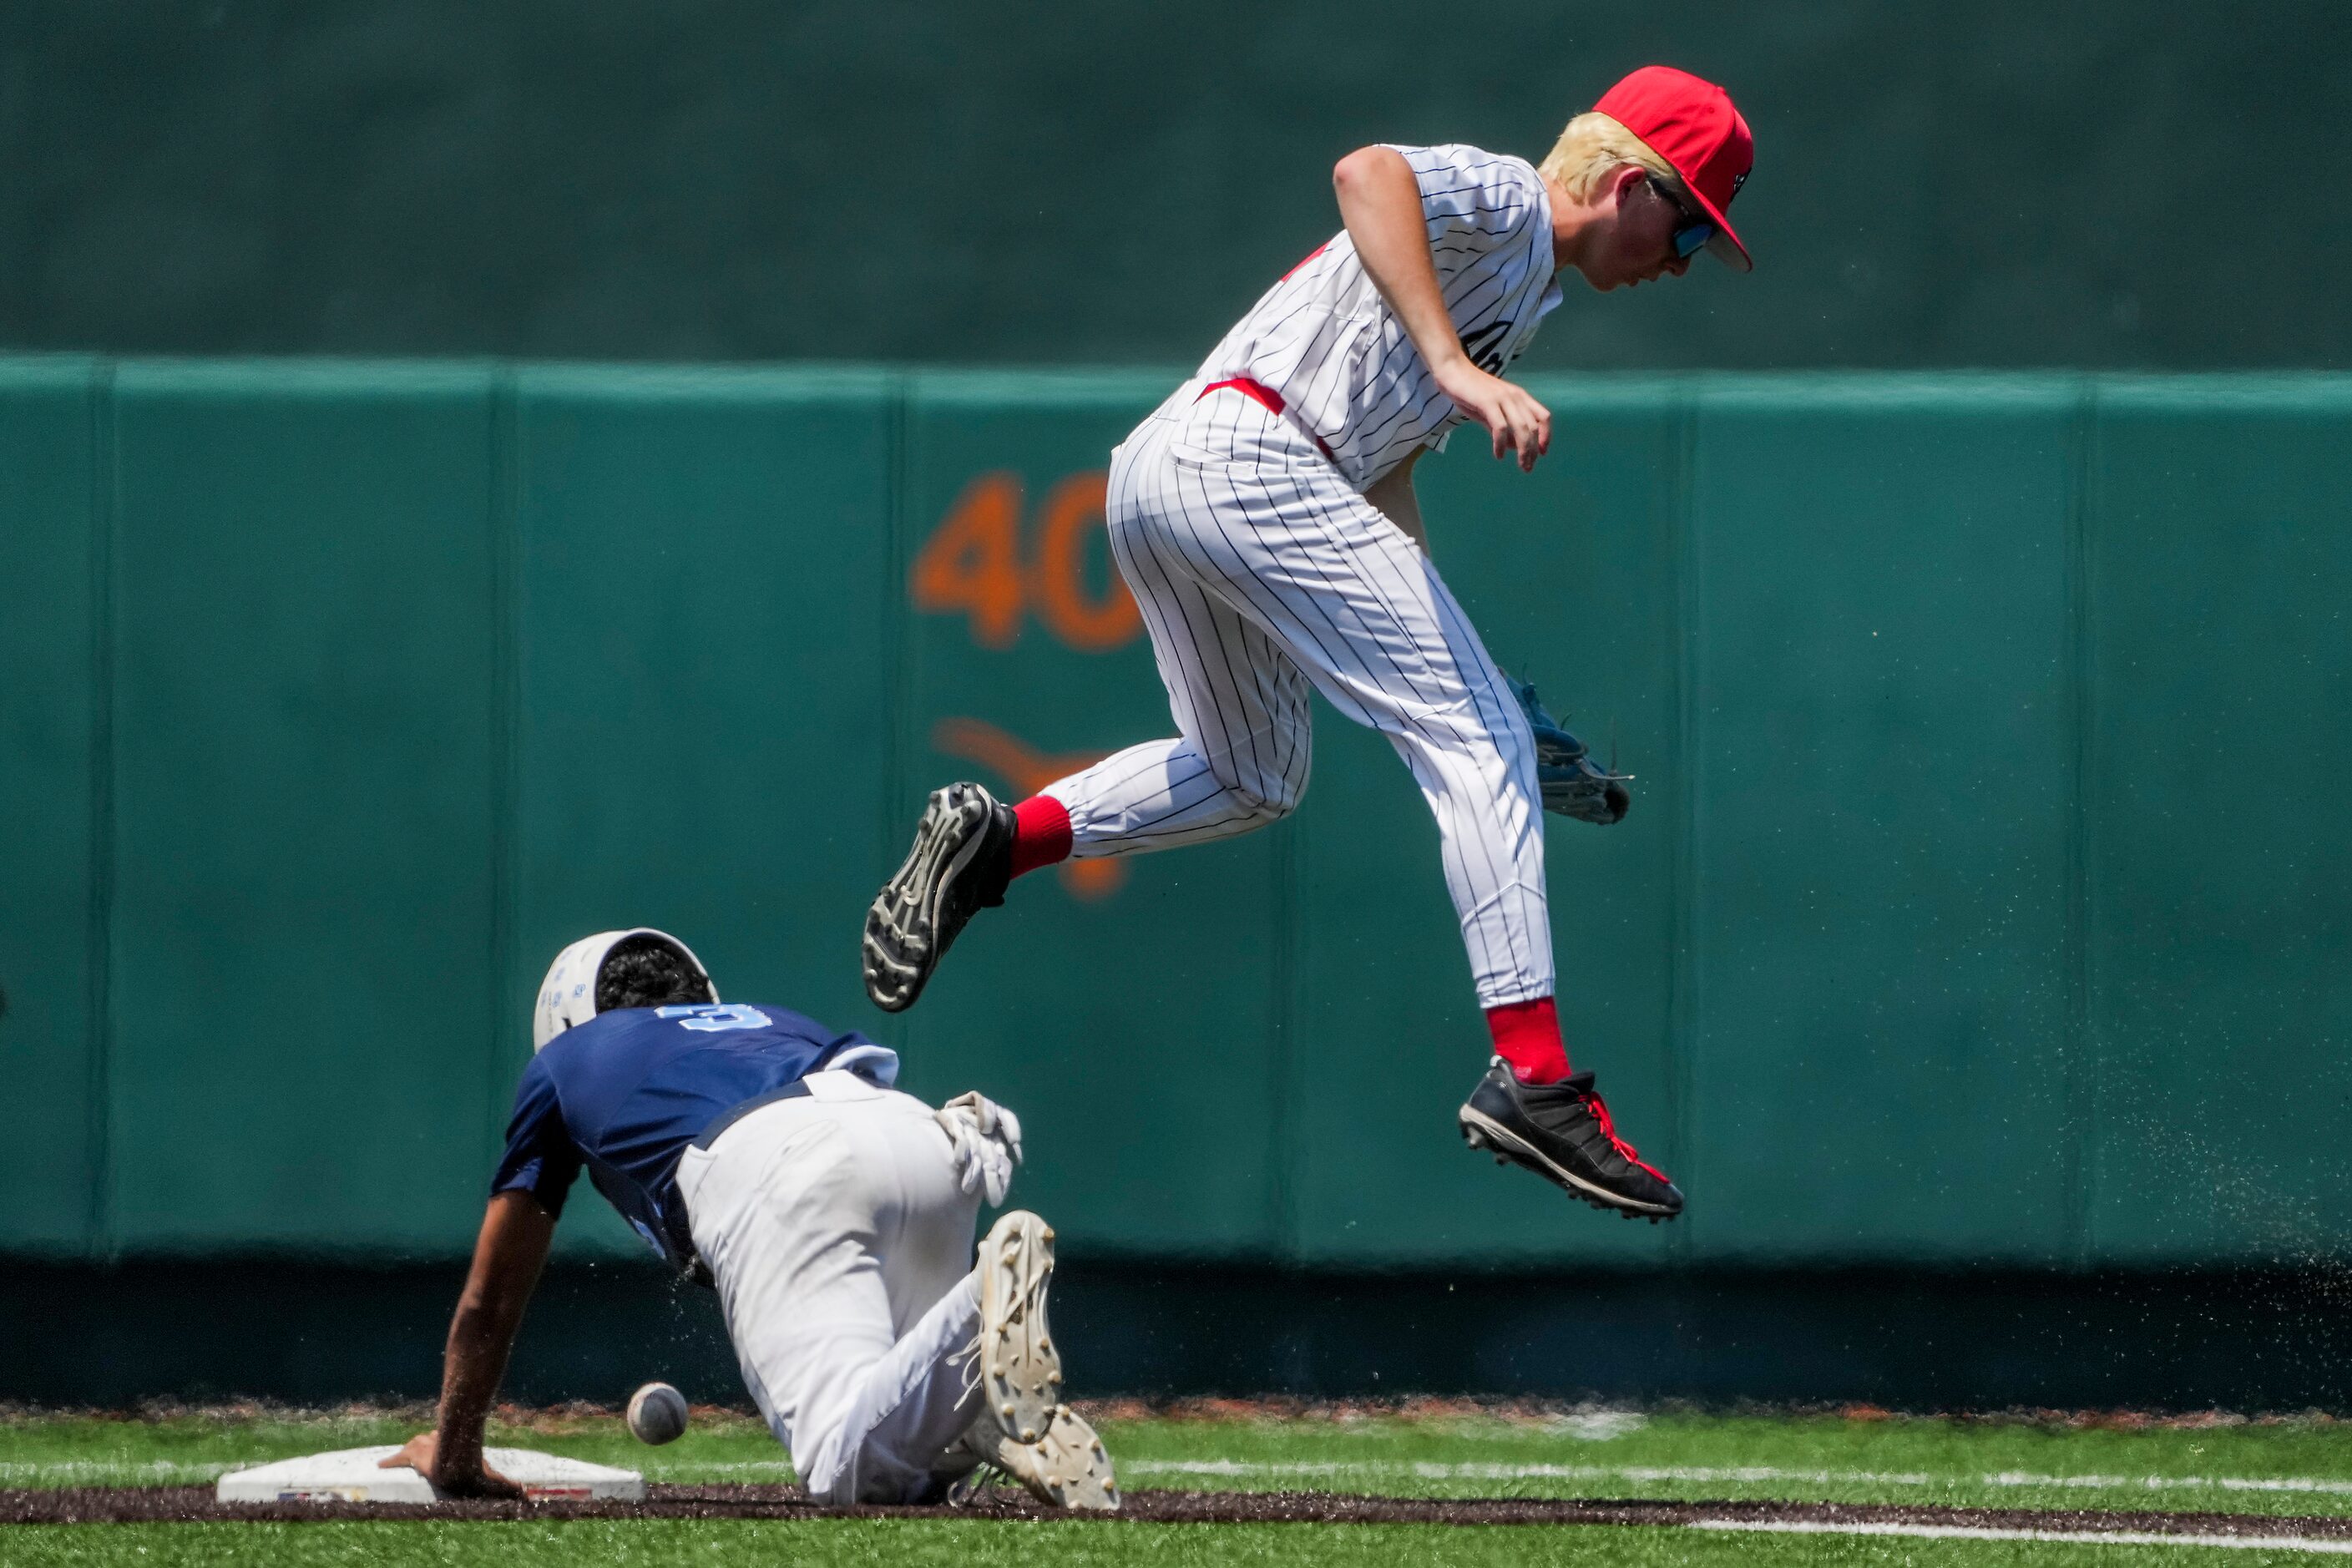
top-left (945, 1209), bottom-right (1119, 1511)
top-left (960, 1404), bottom-right (1119, 1512)
top-left (977, 1209), bottom-right (1062, 1445)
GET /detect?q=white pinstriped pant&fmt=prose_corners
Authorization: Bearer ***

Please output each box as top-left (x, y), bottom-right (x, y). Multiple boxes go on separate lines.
top-left (1039, 384), bottom-right (1553, 1008)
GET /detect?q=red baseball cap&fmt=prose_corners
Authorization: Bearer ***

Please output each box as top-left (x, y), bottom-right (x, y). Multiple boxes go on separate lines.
top-left (1592, 65), bottom-right (1754, 271)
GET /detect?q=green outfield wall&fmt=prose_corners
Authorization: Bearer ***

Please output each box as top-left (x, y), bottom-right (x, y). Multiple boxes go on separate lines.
top-left (3, 359), bottom-right (2347, 1274)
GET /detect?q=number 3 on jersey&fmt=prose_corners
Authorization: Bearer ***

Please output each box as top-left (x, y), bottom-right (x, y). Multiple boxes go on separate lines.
top-left (657, 1003), bottom-right (773, 1032)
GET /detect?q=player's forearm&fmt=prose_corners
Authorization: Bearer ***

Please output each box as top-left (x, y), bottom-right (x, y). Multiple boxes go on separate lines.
top-left (432, 1297), bottom-right (524, 1454)
top-left (432, 1193), bottom-right (554, 1459)
top-left (1333, 148), bottom-right (1469, 378)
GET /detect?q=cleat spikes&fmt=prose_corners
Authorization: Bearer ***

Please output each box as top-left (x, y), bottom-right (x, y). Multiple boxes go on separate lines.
top-left (961, 1404), bottom-right (1117, 1513)
top-left (977, 1211), bottom-right (1064, 1465)
top-left (862, 783), bottom-right (1014, 1013)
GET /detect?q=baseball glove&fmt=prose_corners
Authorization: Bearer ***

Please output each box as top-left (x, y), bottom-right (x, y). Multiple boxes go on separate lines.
top-left (1506, 675), bottom-right (1631, 826)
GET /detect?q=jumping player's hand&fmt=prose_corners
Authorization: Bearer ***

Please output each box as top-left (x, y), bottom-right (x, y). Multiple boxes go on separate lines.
top-left (381, 1432), bottom-right (524, 1499)
top-left (1433, 357), bottom-right (1551, 472)
top-left (1333, 146), bottom-right (1552, 473)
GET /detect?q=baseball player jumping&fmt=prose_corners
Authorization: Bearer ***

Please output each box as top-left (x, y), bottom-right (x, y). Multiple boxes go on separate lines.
top-left (865, 67), bottom-right (1753, 1222)
top-left (387, 928), bottom-right (1116, 1510)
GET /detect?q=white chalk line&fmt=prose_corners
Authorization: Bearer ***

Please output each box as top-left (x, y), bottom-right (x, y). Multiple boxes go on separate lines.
top-left (1692, 1520), bottom-right (2352, 1555)
top-left (1121, 1459), bottom-right (2352, 1498)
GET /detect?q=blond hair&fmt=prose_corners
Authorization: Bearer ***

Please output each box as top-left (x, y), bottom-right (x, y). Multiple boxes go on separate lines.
top-left (1537, 111), bottom-right (1685, 204)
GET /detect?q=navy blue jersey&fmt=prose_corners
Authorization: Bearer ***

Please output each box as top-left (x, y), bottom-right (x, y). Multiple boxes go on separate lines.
top-left (491, 1002), bottom-right (898, 1276)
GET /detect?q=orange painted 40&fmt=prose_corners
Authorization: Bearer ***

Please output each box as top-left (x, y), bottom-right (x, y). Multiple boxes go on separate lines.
top-left (911, 470), bottom-right (1142, 651)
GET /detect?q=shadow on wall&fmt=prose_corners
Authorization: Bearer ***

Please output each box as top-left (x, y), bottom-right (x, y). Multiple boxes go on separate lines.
top-left (6, 1258), bottom-right (2351, 1413)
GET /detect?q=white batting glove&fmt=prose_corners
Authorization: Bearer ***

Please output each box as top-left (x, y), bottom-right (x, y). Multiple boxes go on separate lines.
top-left (934, 1090), bottom-right (1024, 1207)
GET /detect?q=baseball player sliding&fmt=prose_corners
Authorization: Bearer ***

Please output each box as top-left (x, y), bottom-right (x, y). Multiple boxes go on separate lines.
top-left (387, 928), bottom-right (1116, 1510)
top-left (865, 66), bottom-right (1753, 1222)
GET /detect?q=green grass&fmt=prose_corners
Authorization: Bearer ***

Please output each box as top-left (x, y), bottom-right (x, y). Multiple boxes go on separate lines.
top-left (8, 1405), bottom-right (2352, 1565)
top-left (8, 1405), bottom-right (2350, 1520)
top-left (0, 1520), bottom-right (2309, 1568)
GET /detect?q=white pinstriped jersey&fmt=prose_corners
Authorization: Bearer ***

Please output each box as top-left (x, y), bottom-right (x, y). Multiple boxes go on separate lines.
top-left (1192, 143), bottom-right (1564, 491)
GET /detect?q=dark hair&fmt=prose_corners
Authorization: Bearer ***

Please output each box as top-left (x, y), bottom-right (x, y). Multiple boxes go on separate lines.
top-left (596, 933), bottom-right (716, 1012)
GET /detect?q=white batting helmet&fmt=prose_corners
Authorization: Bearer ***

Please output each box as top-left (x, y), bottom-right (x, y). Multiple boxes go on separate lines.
top-left (532, 928), bottom-right (717, 1052)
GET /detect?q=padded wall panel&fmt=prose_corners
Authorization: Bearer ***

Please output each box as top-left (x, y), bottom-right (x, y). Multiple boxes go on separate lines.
top-left (0, 359), bottom-right (101, 1252)
top-left (105, 362), bottom-right (499, 1252)
top-left (511, 366), bottom-right (901, 1260)
top-left (1682, 378), bottom-right (2079, 1262)
top-left (2084, 378), bottom-right (2352, 1263)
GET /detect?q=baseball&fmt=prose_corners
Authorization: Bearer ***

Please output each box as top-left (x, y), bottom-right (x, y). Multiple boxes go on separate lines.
top-left (625, 1381), bottom-right (689, 1445)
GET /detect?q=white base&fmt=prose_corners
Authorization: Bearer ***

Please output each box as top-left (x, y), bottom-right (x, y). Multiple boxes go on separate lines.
top-left (215, 1446), bottom-right (645, 1505)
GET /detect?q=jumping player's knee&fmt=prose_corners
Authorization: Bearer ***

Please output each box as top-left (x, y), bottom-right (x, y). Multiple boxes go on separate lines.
top-left (1221, 772), bottom-right (1303, 830)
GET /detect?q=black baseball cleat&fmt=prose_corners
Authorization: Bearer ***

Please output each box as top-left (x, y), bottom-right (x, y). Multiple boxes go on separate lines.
top-left (862, 782), bottom-right (1017, 1012)
top-left (1459, 1059), bottom-right (1683, 1220)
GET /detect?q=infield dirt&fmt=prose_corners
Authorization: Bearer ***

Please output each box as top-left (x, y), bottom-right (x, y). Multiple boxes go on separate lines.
top-left (11, 1482), bottom-right (2352, 1544)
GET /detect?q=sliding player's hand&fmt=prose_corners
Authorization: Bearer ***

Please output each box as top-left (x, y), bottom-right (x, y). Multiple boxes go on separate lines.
top-left (381, 1432), bottom-right (524, 1499)
top-left (937, 1090), bottom-right (1024, 1206)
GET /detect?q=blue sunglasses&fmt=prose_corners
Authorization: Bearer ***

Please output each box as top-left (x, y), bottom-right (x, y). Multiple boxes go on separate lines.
top-left (1648, 176), bottom-right (1717, 260)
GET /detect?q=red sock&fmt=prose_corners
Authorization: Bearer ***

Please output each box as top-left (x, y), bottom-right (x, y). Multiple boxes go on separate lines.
top-left (1486, 996), bottom-right (1571, 1085)
top-left (1008, 794), bottom-right (1074, 880)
